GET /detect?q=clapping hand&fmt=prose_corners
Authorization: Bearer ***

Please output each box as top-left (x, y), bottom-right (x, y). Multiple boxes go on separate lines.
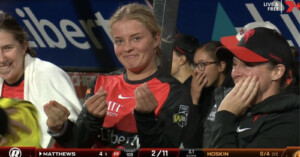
top-left (84, 86), bottom-right (107, 118)
top-left (44, 101), bottom-right (70, 133)
top-left (134, 83), bottom-right (158, 113)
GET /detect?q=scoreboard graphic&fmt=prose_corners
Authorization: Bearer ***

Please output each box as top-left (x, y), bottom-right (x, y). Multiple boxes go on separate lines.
top-left (1, 147), bottom-right (300, 157)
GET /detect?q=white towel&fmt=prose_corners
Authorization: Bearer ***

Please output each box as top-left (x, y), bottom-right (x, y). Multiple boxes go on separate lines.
top-left (0, 54), bottom-right (82, 148)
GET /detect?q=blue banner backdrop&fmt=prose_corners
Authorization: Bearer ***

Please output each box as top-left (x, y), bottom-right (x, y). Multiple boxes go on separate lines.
top-left (0, 0), bottom-right (299, 71)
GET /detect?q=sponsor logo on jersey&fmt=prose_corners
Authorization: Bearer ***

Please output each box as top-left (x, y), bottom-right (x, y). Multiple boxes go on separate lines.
top-left (236, 126), bottom-right (251, 133)
top-left (173, 105), bottom-right (189, 128)
top-left (98, 128), bottom-right (140, 148)
top-left (207, 104), bottom-right (218, 121)
top-left (106, 101), bottom-right (124, 117)
top-left (118, 94), bottom-right (133, 99)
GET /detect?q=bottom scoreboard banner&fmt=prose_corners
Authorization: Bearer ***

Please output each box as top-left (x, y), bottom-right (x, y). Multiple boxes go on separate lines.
top-left (0, 147), bottom-right (299, 157)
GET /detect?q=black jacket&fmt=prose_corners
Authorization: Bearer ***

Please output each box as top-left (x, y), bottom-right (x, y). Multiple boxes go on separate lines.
top-left (211, 91), bottom-right (300, 148)
top-left (183, 73), bottom-right (234, 148)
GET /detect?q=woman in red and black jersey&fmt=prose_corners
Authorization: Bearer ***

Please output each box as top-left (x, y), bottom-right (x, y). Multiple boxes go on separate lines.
top-left (45, 3), bottom-right (191, 148)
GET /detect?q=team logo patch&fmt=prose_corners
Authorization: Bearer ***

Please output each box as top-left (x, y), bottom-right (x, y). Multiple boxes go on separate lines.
top-left (173, 105), bottom-right (189, 128)
top-left (243, 29), bottom-right (255, 43)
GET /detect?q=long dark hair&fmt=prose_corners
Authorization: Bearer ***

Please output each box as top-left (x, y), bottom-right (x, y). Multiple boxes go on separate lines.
top-left (0, 13), bottom-right (36, 57)
top-left (199, 41), bottom-right (232, 74)
top-left (286, 46), bottom-right (299, 94)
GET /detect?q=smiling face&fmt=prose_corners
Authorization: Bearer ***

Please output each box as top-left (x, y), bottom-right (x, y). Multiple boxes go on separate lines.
top-left (0, 29), bottom-right (26, 84)
top-left (111, 19), bottom-right (160, 75)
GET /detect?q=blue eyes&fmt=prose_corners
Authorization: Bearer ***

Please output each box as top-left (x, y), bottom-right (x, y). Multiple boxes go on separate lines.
top-left (115, 40), bottom-right (123, 45)
top-left (114, 36), bottom-right (141, 45)
top-left (133, 37), bottom-right (140, 41)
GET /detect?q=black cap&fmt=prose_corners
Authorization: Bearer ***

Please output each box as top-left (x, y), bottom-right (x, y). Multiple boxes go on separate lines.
top-left (216, 27), bottom-right (293, 70)
top-left (173, 34), bottom-right (200, 63)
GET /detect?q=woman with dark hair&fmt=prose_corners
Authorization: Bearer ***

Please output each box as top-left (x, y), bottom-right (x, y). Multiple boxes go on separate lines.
top-left (183, 41), bottom-right (234, 148)
top-left (0, 13), bottom-right (81, 148)
top-left (287, 46), bottom-right (299, 95)
top-left (171, 34), bottom-right (200, 87)
top-left (212, 27), bottom-right (299, 148)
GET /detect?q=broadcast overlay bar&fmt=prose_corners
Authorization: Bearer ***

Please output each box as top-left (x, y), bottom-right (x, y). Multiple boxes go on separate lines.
top-left (0, 147), bottom-right (299, 157)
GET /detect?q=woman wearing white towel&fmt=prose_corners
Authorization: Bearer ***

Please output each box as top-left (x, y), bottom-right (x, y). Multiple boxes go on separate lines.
top-left (0, 13), bottom-right (81, 148)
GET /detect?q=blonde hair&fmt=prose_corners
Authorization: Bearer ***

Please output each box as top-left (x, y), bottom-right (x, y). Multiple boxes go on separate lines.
top-left (109, 3), bottom-right (161, 59)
